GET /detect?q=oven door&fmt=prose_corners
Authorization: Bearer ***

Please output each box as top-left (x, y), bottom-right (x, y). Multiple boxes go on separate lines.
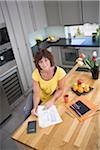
top-left (61, 47), bottom-right (79, 67)
top-left (0, 48), bottom-right (15, 66)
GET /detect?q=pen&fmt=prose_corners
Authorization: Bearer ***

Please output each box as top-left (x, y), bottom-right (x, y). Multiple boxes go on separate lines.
top-left (65, 111), bottom-right (74, 118)
top-left (73, 103), bottom-right (80, 110)
top-left (71, 105), bottom-right (82, 117)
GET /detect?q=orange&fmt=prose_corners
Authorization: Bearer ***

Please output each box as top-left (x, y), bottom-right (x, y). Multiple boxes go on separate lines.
top-left (78, 86), bottom-right (84, 93)
top-left (73, 85), bottom-right (78, 91)
top-left (85, 84), bottom-right (89, 88)
top-left (84, 87), bottom-right (89, 92)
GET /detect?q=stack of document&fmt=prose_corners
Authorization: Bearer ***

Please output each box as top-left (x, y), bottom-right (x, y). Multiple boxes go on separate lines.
top-left (38, 105), bottom-right (62, 128)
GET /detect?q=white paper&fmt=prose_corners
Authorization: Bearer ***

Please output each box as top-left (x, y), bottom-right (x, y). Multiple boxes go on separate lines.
top-left (38, 105), bottom-right (62, 128)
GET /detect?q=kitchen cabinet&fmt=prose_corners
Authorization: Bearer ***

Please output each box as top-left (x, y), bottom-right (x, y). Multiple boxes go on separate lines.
top-left (58, 1), bottom-right (83, 25)
top-left (44, 1), bottom-right (61, 26)
top-left (1, 1), bottom-right (33, 92)
top-left (51, 46), bottom-right (99, 69)
top-left (44, 1), bottom-right (83, 26)
top-left (82, 1), bottom-right (99, 24)
top-left (0, 3), bottom-right (4, 24)
top-left (29, 1), bottom-right (47, 30)
top-left (16, 1), bottom-right (34, 70)
top-left (44, 1), bottom-right (99, 26)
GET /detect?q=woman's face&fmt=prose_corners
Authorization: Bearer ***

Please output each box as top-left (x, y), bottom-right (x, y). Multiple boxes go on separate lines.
top-left (38, 57), bottom-right (51, 71)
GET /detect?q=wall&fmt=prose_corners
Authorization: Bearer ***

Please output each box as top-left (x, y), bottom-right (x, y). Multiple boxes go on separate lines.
top-left (29, 26), bottom-right (66, 48)
top-left (45, 26), bottom-right (65, 38)
top-left (29, 28), bottom-right (47, 47)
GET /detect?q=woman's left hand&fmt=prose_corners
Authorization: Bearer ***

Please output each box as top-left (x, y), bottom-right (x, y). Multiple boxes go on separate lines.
top-left (44, 99), bottom-right (54, 109)
top-left (97, 104), bottom-right (100, 111)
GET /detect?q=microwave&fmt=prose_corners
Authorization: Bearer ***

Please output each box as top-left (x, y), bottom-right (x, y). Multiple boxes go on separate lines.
top-left (0, 23), bottom-right (10, 49)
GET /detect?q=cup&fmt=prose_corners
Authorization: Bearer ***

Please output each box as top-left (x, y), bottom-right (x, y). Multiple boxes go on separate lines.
top-left (64, 94), bottom-right (69, 103)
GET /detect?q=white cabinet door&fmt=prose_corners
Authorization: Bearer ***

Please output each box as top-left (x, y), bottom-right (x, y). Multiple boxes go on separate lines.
top-left (16, 1), bottom-right (34, 70)
top-left (82, 1), bottom-right (99, 24)
top-left (0, 2), bottom-right (4, 24)
top-left (44, 1), bottom-right (61, 26)
top-left (30, 1), bottom-right (47, 30)
top-left (1, 1), bottom-right (33, 92)
top-left (59, 1), bottom-right (83, 25)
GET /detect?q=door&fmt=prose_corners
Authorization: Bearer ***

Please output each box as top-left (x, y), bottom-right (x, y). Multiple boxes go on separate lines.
top-left (59, 1), bottom-right (83, 25)
top-left (82, 1), bottom-right (99, 24)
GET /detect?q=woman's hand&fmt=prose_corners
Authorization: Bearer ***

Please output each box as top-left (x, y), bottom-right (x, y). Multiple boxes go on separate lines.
top-left (31, 107), bottom-right (38, 116)
top-left (97, 104), bottom-right (100, 111)
top-left (44, 99), bottom-right (54, 109)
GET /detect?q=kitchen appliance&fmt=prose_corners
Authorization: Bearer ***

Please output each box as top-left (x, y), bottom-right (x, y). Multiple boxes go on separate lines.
top-left (0, 65), bottom-right (23, 105)
top-left (0, 81), bottom-right (11, 124)
top-left (60, 47), bottom-right (79, 68)
top-left (0, 23), bottom-right (15, 66)
top-left (0, 23), bottom-right (10, 48)
top-left (0, 63), bottom-right (23, 124)
top-left (0, 44), bottom-right (14, 66)
top-left (0, 23), bottom-right (23, 124)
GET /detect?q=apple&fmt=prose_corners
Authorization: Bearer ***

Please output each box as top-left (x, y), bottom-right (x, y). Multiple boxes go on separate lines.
top-left (77, 79), bottom-right (84, 85)
top-left (81, 83), bottom-right (86, 88)
top-left (73, 82), bottom-right (78, 86)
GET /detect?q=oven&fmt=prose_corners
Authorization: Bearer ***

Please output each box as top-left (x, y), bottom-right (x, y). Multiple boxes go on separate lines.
top-left (60, 47), bottom-right (79, 68)
top-left (0, 44), bottom-right (15, 66)
top-left (0, 23), bottom-right (15, 66)
top-left (0, 24), bottom-right (23, 124)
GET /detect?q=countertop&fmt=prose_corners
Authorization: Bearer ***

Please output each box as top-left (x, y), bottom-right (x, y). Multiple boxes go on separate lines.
top-left (31, 37), bottom-right (100, 56)
top-left (12, 63), bottom-right (100, 150)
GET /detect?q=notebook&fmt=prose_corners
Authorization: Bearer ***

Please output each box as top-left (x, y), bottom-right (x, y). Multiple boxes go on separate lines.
top-left (65, 96), bottom-right (97, 122)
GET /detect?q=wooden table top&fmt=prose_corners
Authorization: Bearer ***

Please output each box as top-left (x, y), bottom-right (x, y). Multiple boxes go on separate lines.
top-left (12, 64), bottom-right (100, 150)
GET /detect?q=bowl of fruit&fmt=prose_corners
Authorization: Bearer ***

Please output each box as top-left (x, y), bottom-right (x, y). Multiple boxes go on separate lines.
top-left (72, 79), bottom-right (93, 96)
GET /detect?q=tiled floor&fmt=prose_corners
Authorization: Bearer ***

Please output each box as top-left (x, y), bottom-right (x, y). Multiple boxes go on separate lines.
top-left (0, 97), bottom-right (33, 150)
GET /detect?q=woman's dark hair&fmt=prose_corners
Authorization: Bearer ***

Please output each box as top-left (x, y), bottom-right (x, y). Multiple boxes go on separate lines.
top-left (34, 49), bottom-right (55, 71)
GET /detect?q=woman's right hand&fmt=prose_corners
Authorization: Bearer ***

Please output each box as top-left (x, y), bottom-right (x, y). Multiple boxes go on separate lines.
top-left (31, 107), bottom-right (38, 116)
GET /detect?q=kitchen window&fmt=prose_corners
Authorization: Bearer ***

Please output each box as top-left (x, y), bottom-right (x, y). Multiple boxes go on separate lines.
top-left (64, 23), bottom-right (99, 38)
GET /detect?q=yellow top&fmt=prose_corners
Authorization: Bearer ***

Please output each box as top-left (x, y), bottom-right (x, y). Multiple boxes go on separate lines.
top-left (32, 66), bottom-right (66, 103)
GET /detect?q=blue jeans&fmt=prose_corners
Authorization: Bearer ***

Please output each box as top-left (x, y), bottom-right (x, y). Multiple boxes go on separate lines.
top-left (24, 91), bottom-right (33, 120)
top-left (24, 91), bottom-right (41, 120)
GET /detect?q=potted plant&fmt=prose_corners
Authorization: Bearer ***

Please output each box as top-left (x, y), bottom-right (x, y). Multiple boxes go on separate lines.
top-left (96, 26), bottom-right (100, 41)
top-left (76, 51), bottom-right (100, 79)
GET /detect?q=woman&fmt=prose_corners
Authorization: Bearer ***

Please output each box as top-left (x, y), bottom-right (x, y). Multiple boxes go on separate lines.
top-left (24, 49), bottom-right (66, 119)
